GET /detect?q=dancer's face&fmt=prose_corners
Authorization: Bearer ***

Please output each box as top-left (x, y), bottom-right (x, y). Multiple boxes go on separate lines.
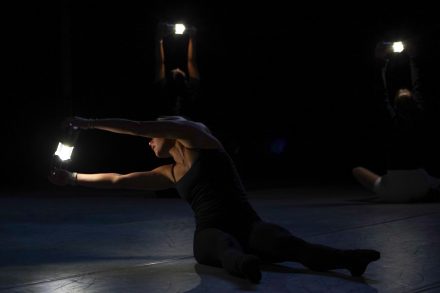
top-left (149, 137), bottom-right (174, 158)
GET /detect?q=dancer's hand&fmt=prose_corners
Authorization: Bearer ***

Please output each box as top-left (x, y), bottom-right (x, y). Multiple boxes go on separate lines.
top-left (48, 169), bottom-right (77, 186)
top-left (64, 116), bottom-right (95, 130)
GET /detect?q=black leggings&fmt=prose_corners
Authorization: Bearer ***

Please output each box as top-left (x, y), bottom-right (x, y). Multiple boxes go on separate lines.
top-left (193, 221), bottom-right (348, 276)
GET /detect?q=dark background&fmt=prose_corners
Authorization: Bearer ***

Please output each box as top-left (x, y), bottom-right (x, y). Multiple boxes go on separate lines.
top-left (3, 1), bottom-right (440, 192)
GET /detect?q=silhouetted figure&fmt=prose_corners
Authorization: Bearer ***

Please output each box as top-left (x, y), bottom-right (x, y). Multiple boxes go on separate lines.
top-left (154, 22), bottom-right (200, 118)
top-left (353, 40), bottom-right (440, 202)
top-left (50, 116), bottom-right (380, 283)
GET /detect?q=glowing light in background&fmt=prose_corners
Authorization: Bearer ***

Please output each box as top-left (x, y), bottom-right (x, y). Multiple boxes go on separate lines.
top-left (174, 24), bottom-right (186, 35)
top-left (392, 41), bottom-right (404, 53)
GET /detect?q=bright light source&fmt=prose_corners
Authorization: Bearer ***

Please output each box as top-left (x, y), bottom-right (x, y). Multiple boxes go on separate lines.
top-left (175, 24), bottom-right (186, 35)
top-left (392, 41), bottom-right (404, 53)
top-left (54, 142), bottom-right (74, 161)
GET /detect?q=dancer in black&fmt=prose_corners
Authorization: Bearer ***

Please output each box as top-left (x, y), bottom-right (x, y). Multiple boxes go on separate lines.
top-left (352, 40), bottom-right (440, 202)
top-left (49, 116), bottom-right (380, 283)
top-left (154, 22), bottom-right (200, 118)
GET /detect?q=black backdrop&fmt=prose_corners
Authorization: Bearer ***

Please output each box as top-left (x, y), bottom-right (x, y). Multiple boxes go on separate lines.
top-left (3, 1), bottom-right (439, 191)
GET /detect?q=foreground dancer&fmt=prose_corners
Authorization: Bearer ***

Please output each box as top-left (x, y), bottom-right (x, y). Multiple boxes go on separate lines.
top-left (50, 116), bottom-right (380, 283)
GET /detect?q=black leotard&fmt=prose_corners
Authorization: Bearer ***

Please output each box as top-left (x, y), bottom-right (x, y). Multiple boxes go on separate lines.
top-left (175, 148), bottom-right (261, 232)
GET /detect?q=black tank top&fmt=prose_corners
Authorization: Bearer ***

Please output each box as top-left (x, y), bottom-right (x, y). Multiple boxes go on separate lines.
top-left (175, 149), bottom-right (261, 230)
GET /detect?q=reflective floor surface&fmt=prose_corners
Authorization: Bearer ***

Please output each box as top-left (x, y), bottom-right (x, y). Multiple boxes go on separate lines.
top-left (1, 185), bottom-right (439, 292)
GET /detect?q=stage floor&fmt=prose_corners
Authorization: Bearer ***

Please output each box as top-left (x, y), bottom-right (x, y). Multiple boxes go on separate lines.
top-left (1, 185), bottom-right (439, 292)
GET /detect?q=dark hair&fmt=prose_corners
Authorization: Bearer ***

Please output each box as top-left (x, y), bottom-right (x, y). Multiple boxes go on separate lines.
top-left (166, 69), bottom-right (189, 94)
top-left (393, 88), bottom-right (420, 120)
top-left (156, 115), bottom-right (211, 134)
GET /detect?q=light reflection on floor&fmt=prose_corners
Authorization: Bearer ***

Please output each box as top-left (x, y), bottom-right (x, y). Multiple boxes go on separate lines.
top-left (1, 186), bottom-right (439, 292)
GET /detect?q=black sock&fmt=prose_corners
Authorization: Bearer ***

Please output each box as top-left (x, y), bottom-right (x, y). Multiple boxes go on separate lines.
top-left (345, 249), bottom-right (381, 277)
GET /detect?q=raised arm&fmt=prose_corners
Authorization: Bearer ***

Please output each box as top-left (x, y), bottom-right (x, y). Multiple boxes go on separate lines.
top-left (154, 22), bottom-right (169, 84)
top-left (154, 38), bottom-right (166, 83)
top-left (407, 51), bottom-right (427, 111)
top-left (67, 117), bottom-right (222, 149)
top-left (374, 42), bottom-right (395, 118)
top-left (187, 30), bottom-right (200, 80)
top-left (49, 165), bottom-right (175, 190)
top-left (380, 59), bottom-right (396, 118)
